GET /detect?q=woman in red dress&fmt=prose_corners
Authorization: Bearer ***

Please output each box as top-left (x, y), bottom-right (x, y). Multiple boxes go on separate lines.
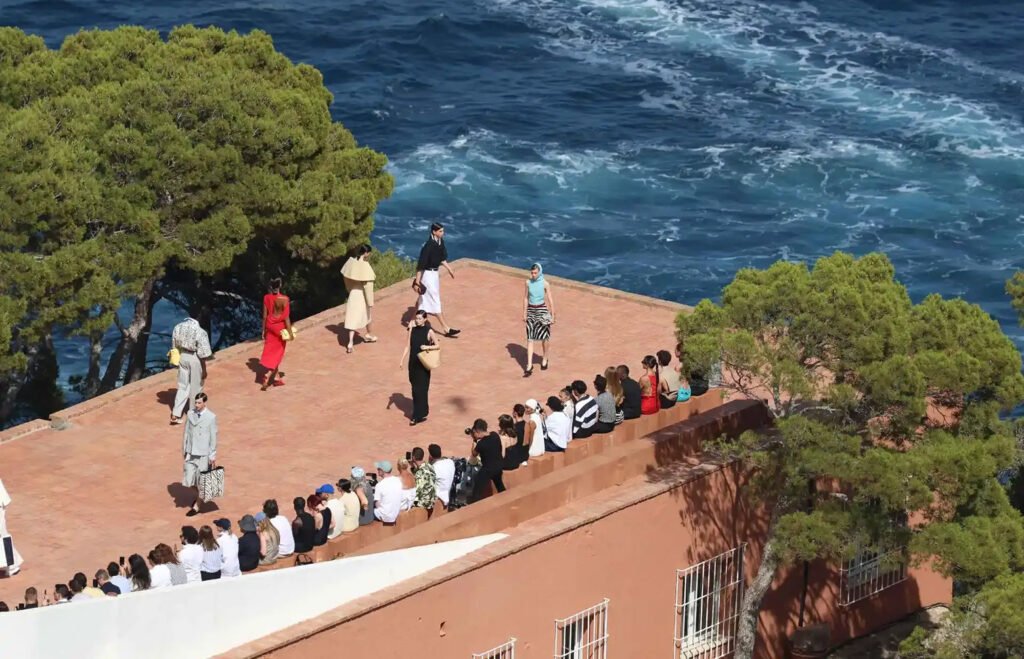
top-left (639, 354), bottom-right (661, 415)
top-left (260, 278), bottom-right (293, 390)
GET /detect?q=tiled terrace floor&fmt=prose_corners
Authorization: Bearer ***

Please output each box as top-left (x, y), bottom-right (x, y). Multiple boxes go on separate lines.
top-left (0, 260), bottom-right (684, 605)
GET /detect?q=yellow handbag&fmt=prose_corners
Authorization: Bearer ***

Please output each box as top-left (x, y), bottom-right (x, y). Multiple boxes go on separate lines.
top-left (280, 327), bottom-right (297, 341)
top-left (167, 347), bottom-right (181, 366)
top-left (417, 348), bottom-right (440, 371)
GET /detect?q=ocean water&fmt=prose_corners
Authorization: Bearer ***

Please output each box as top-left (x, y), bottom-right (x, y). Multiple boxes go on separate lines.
top-left (4, 0), bottom-right (1024, 397)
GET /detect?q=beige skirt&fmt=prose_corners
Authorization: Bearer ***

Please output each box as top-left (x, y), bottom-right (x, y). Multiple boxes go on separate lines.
top-left (344, 279), bottom-right (372, 330)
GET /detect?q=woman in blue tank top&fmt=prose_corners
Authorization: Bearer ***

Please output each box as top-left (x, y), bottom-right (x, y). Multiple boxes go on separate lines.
top-left (523, 263), bottom-right (555, 377)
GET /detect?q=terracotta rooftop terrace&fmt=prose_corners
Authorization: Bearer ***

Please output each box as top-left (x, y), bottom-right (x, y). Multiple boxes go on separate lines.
top-left (0, 259), bottom-right (688, 606)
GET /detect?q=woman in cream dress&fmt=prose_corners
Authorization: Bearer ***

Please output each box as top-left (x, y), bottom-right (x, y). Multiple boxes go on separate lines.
top-left (0, 478), bottom-right (23, 577)
top-left (341, 244), bottom-right (378, 354)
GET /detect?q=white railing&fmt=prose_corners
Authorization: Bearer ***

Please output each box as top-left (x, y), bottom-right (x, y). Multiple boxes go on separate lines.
top-left (674, 544), bottom-right (746, 659)
top-left (554, 598), bottom-right (609, 659)
top-left (473, 637), bottom-right (516, 659)
top-left (839, 547), bottom-right (907, 605)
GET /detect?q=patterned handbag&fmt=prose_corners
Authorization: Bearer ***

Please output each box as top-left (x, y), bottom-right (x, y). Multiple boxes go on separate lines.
top-left (198, 467), bottom-right (225, 502)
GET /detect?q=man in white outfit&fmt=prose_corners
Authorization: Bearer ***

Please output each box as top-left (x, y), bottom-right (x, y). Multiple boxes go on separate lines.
top-left (0, 477), bottom-right (23, 577)
top-left (170, 317), bottom-right (212, 425)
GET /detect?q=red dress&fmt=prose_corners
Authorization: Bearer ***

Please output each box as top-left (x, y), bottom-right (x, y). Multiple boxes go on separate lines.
top-left (640, 373), bottom-right (661, 415)
top-left (260, 293), bottom-right (290, 369)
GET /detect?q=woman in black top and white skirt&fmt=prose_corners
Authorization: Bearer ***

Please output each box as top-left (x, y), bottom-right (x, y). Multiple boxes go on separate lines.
top-left (400, 310), bottom-right (440, 426)
top-left (413, 222), bottom-right (460, 337)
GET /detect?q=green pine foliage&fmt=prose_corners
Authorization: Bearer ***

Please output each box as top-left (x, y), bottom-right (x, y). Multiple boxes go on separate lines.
top-left (0, 25), bottom-right (396, 416)
top-left (677, 252), bottom-right (1024, 658)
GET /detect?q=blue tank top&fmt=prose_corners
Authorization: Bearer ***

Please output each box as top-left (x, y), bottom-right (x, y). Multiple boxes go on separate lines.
top-left (527, 265), bottom-right (546, 305)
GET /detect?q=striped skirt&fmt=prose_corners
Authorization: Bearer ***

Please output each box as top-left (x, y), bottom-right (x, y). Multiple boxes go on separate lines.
top-left (526, 304), bottom-right (552, 341)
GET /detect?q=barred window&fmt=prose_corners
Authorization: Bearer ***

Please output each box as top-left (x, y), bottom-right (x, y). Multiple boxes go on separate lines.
top-left (554, 598), bottom-right (609, 659)
top-left (473, 637), bottom-right (516, 659)
top-left (675, 544), bottom-right (745, 659)
top-left (840, 547), bottom-right (907, 605)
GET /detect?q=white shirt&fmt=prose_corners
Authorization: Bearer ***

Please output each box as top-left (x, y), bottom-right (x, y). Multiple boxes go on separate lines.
top-left (271, 515), bottom-right (295, 556)
top-left (373, 475), bottom-right (403, 523)
top-left (432, 458), bottom-right (455, 506)
top-left (527, 413), bottom-right (545, 457)
top-left (325, 498), bottom-right (345, 539)
top-left (218, 532), bottom-right (240, 577)
top-left (150, 564), bottom-right (173, 589)
top-left (545, 410), bottom-right (572, 449)
top-left (201, 547), bottom-right (223, 573)
top-left (178, 545), bottom-right (203, 583)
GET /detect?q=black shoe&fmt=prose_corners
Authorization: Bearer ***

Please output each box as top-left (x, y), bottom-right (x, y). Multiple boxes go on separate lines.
top-left (523, 368), bottom-right (533, 378)
top-left (541, 359), bottom-right (549, 371)
top-left (186, 508), bottom-right (199, 517)
top-left (445, 328), bottom-right (461, 337)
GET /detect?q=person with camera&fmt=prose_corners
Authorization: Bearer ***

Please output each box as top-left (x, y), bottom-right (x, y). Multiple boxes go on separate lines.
top-left (468, 419), bottom-right (506, 503)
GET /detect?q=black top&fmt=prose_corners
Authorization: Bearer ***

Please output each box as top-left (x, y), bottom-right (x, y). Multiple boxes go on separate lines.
top-left (358, 482), bottom-right (375, 526)
top-left (238, 531), bottom-right (261, 572)
top-left (293, 512), bottom-right (317, 553)
top-left (503, 421), bottom-right (528, 470)
top-left (689, 371), bottom-right (710, 396)
top-left (474, 431), bottom-right (504, 475)
top-left (621, 377), bottom-right (642, 419)
top-left (417, 237), bottom-right (448, 271)
top-left (100, 582), bottom-right (121, 596)
top-left (314, 507), bottom-right (332, 546)
top-left (409, 325), bottom-right (431, 372)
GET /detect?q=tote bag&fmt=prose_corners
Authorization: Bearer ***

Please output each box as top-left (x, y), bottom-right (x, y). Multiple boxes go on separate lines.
top-left (417, 348), bottom-right (441, 371)
top-left (198, 467), bottom-right (225, 502)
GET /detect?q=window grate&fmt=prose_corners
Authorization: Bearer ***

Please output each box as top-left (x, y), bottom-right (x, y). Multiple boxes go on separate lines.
top-left (554, 598), bottom-right (609, 659)
top-left (839, 547), bottom-right (907, 606)
top-left (674, 544), bottom-right (746, 659)
top-left (473, 637), bottom-right (516, 659)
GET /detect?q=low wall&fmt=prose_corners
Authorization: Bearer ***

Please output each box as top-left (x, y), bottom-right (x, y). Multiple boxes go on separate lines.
top-left (0, 535), bottom-right (506, 659)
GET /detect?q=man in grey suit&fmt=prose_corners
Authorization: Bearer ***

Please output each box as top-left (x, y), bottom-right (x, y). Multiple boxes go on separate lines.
top-left (182, 392), bottom-right (218, 517)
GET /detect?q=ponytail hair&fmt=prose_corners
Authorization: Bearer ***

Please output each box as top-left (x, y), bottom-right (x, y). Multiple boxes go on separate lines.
top-left (642, 354), bottom-right (660, 387)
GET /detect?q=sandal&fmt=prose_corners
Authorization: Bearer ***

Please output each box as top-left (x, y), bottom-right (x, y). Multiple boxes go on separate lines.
top-left (272, 379), bottom-right (286, 387)
top-left (346, 346), bottom-right (354, 354)
top-left (170, 416), bottom-right (183, 425)
top-left (363, 335), bottom-right (378, 343)
top-left (541, 359), bottom-right (549, 371)
top-left (523, 367), bottom-right (534, 378)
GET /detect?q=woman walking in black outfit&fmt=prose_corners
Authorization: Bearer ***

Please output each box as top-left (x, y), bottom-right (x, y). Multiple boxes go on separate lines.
top-left (400, 310), bottom-right (440, 426)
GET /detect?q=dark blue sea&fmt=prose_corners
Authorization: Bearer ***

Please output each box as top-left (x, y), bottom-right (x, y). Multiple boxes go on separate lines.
top-left (5, 0), bottom-right (1024, 399)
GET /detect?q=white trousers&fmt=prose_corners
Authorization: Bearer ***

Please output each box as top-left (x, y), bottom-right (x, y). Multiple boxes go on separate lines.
top-left (172, 352), bottom-right (204, 417)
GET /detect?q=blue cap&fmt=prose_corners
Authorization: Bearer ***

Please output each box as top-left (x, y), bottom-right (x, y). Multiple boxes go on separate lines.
top-left (374, 460), bottom-right (393, 474)
top-left (316, 483), bottom-right (335, 494)
top-left (254, 512), bottom-right (266, 523)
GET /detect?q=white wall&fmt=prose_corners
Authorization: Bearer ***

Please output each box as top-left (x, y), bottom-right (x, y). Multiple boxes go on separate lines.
top-left (0, 534), bottom-right (506, 658)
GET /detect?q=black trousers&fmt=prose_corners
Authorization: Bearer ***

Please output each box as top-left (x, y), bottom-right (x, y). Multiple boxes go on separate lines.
top-left (470, 470), bottom-right (505, 503)
top-left (660, 395), bottom-right (677, 409)
top-left (409, 366), bottom-right (431, 421)
top-left (200, 570), bottom-right (221, 581)
top-left (592, 421), bottom-right (615, 434)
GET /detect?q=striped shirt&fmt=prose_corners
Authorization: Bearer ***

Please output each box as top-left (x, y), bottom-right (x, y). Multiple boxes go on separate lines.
top-left (172, 318), bottom-right (212, 359)
top-left (572, 395), bottom-right (598, 438)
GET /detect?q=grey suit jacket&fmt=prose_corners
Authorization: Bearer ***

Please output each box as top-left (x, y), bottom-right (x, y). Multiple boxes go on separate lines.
top-left (183, 409), bottom-right (218, 460)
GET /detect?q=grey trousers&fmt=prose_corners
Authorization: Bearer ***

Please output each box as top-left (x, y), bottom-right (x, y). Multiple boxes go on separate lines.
top-left (172, 352), bottom-right (203, 417)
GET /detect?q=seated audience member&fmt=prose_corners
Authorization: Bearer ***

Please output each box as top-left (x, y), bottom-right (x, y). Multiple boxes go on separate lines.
top-left (0, 602), bottom-right (7, 612)
top-left (570, 380), bottom-right (598, 438)
top-left (336, 479), bottom-right (361, 533)
top-left (397, 458), bottom-right (416, 511)
top-left (309, 494), bottom-right (331, 547)
top-left (604, 366), bottom-right (626, 424)
top-left (149, 548), bottom-right (174, 589)
top-left (469, 418), bottom-right (506, 503)
top-left (639, 355), bottom-right (661, 415)
top-left (502, 406), bottom-right (530, 469)
top-left (429, 445), bottom-right (456, 509)
top-left (151, 543), bottom-right (187, 586)
top-left (264, 499), bottom-right (295, 557)
top-left (178, 526), bottom-right (204, 583)
top-left (351, 467), bottom-right (376, 527)
top-left (657, 349), bottom-right (681, 408)
top-left (19, 586), bottom-right (39, 610)
top-left (68, 574), bottom-right (90, 602)
top-left (592, 375), bottom-right (617, 434)
top-left (52, 583), bottom-right (72, 604)
top-left (95, 569), bottom-right (119, 596)
top-left (215, 518), bottom-right (241, 578)
top-left (256, 513), bottom-right (280, 566)
top-left (524, 399), bottom-right (545, 459)
top-left (676, 341), bottom-right (716, 396)
top-left (198, 525), bottom-right (223, 581)
top-left (238, 515), bottom-right (261, 573)
top-left (127, 554), bottom-right (151, 592)
top-left (616, 364), bottom-right (642, 419)
top-left (292, 497), bottom-right (316, 554)
top-left (558, 386), bottom-right (576, 437)
top-left (320, 484), bottom-right (344, 540)
top-left (107, 563), bottom-right (133, 596)
top-left (543, 396), bottom-right (571, 452)
top-left (411, 447), bottom-right (437, 509)
top-left (79, 571), bottom-right (104, 599)
top-left (373, 461), bottom-right (402, 524)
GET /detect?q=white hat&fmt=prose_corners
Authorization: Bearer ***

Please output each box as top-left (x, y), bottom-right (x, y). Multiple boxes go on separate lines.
top-left (524, 398), bottom-right (539, 411)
